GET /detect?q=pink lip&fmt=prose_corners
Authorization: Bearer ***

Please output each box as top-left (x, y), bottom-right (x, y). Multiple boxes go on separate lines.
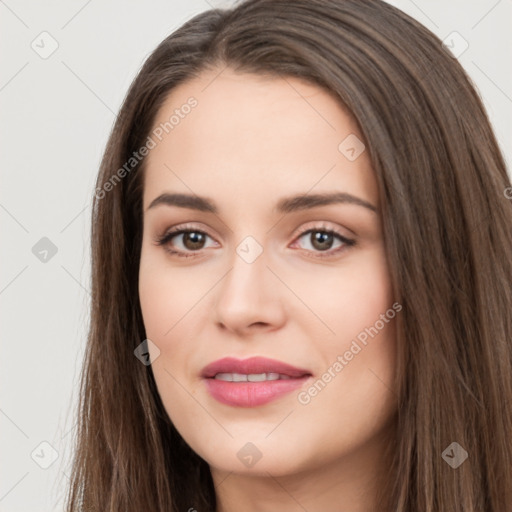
top-left (201, 356), bottom-right (312, 408)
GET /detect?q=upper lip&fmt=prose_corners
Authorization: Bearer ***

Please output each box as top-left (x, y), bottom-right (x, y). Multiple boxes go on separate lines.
top-left (201, 357), bottom-right (312, 379)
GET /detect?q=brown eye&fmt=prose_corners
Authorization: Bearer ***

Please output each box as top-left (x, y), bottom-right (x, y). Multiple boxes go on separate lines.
top-left (155, 227), bottom-right (217, 258)
top-left (293, 228), bottom-right (356, 259)
top-left (181, 231), bottom-right (207, 250)
top-left (309, 231), bottom-right (335, 251)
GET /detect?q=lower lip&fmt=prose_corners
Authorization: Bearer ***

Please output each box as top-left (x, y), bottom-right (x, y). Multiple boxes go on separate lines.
top-left (203, 376), bottom-right (311, 407)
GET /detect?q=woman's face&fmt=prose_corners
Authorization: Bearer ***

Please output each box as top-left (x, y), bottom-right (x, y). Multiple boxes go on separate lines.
top-left (138, 67), bottom-right (398, 480)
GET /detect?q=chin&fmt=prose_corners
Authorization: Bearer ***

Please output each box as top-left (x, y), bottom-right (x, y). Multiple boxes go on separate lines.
top-left (194, 436), bottom-right (314, 477)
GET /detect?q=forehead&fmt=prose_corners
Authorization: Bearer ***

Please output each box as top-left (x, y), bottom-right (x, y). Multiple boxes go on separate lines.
top-left (142, 67), bottom-right (377, 213)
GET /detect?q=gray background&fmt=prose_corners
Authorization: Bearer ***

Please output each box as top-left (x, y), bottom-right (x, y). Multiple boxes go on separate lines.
top-left (1, 0), bottom-right (511, 510)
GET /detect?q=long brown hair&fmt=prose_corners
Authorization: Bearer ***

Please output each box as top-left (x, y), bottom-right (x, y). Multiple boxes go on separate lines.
top-left (64, 0), bottom-right (512, 510)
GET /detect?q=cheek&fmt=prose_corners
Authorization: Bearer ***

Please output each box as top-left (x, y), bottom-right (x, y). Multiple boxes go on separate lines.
top-left (290, 246), bottom-right (394, 344)
top-left (335, 248), bottom-right (397, 390)
top-left (138, 247), bottom-right (208, 341)
top-left (138, 248), bottom-right (211, 393)
top-left (294, 313), bottom-right (398, 466)
top-left (340, 249), bottom-right (395, 339)
top-left (296, 245), bottom-right (398, 408)
top-left (138, 253), bottom-right (203, 431)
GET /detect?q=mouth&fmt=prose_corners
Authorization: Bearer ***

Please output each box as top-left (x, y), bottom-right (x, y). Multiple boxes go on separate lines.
top-left (201, 356), bottom-right (313, 407)
top-left (209, 372), bottom-right (298, 381)
top-left (201, 356), bottom-right (312, 379)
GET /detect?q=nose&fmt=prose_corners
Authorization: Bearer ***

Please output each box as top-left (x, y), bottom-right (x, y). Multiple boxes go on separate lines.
top-left (213, 243), bottom-right (286, 336)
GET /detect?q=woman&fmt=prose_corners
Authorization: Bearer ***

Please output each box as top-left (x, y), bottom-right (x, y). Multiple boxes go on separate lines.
top-left (65, 0), bottom-right (512, 510)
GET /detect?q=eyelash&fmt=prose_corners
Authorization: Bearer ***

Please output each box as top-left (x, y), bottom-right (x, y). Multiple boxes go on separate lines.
top-left (154, 222), bottom-right (356, 260)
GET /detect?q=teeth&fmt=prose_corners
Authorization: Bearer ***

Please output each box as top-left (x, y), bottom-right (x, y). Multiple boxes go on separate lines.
top-left (213, 372), bottom-right (292, 382)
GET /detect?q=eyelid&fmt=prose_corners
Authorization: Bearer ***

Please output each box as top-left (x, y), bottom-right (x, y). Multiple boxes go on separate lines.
top-left (157, 221), bottom-right (214, 237)
top-left (289, 221), bottom-right (356, 258)
top-left (291, 220), bottom-right (352, 240)
top-left (155, 220), bottom-right (355, 258)
top-left (157, 220), bottom-right (351, 241)
top-left (153, 222), bottom-right (219, 247)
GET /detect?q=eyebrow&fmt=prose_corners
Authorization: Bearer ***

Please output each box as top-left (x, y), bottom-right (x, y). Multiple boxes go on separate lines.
top-left (146, 191), bottom-right (378, 215)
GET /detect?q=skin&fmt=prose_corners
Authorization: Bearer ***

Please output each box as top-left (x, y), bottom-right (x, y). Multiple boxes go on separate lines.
top-left (138, 67), bottom-right (399, 512)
